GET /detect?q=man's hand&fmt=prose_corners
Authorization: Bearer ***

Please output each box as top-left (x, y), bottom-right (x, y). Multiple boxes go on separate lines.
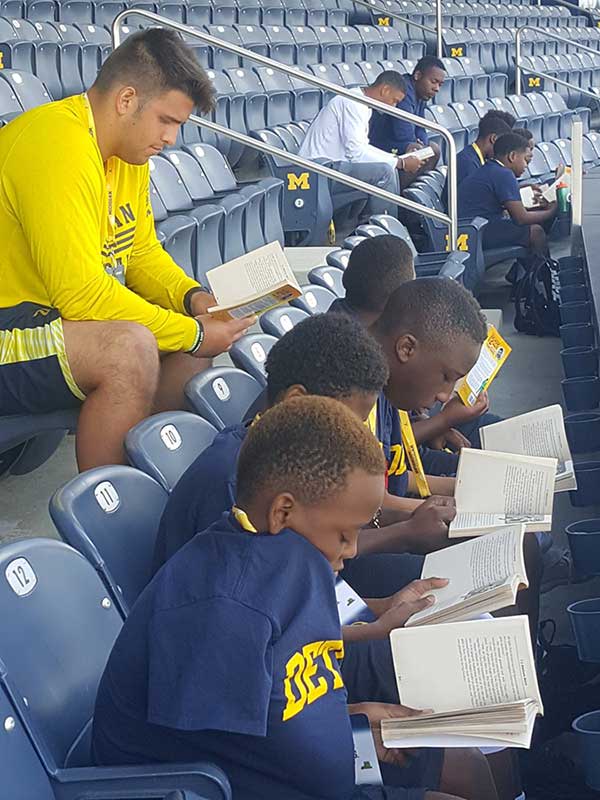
top-left (428, 427), bottom-right (471, 452)
top-left (441, 391), bottom-right (490, 427)
top-left (405, 142), bottom-right (423, 153)
top-left (194, 314), bottom-right (256, 357)
top-left (189, 290), bottom-right (216, 316)
top-left (399, 154), bottom-right (422, 174)
top-left (407, 495), bottom-right (456, 553)
top-left (348, 702), bottom-right (431, 767)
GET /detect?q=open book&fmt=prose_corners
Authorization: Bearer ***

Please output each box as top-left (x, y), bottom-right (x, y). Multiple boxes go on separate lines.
top-left (456, 326), bottom-right (511, 406)
top-left (449, 448), bottom-right (556, 537)
top-left (206, 242), bottom-right (301, 320)
top-left (382, 616), bottom-right (543, 749)
top-left (480, 405), bottom-right (576, 492)
top-left (406, 524), bottom-right (527, 626)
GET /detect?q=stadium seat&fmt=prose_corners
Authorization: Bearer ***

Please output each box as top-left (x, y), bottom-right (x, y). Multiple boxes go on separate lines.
top-left (184, 366), bottom-right (264, 430)
top-left (229, 332), bottom-right (278, 384)
top-left (50, 465), bottom-right (168, 614)
top-left (308, 265), bottom-right (345, 297)
top-left (260, 305), bottom-right (310, 337)
top-left (125, 411), bottom-right (219, 492)
top-left (0, 538), bottom-right (231, 798)
top-left (163, 148), bottom-right (214, 203)
top-left (0, 69), bottom-right (49, 109)
top-left (325, 247), bottom-right (351, 270)
top-left (236, 182), bottom-right (267, 251)
top-left (290, 284), bottom-right (336, 314)
top-left (332, 25), bottom-right (363, 63)
top-left (218, 192), bottom-right (247, 262)
top-left (190, 203), bottom-right (226, 284)
top-left (0, 408), bottom-right (78, 477)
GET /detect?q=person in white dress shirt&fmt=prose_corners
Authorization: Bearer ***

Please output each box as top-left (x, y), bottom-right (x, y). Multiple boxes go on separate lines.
top-left (298, 71), bottom-right (423, 219)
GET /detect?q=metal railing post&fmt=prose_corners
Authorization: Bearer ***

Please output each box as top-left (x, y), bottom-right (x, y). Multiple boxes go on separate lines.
top-left (111, 9), bottom-right (459, 248)
top-left (436, 0), bottom-right (444, 58)
top-left (571, 119), bottom-right (583, 236)
top-left (515, 27), bottom-right (523, 96)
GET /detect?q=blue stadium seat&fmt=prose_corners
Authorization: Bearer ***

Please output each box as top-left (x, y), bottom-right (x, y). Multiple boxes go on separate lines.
top-left (315, 25), bottom-right (343, 64)
top-left (185, 366), bottom-right (264, 430)
top-left (219, 191), bottom-right (247, 262)
top-left (308, 265), bottom-right (345, 297)
top-left (260, 305), bottom-right (310, 337)
top-left (355, 24), bottom-right (385, 62)
top-left (289, 25), bottom-right (319, 66)
top-left (59, 0), bottom-right (93, 24)
top-left (94, 0), bottom-right (125, 28)
top-left (163, 148), bottom-right (214, 203)
top-left (237, 182), bottom-right (267, 251)
top-left (234, 23), bottom-right (269, 56)
top-left (189, 203), bottom-right (226, 284)
top-left (261, 0), bottom-right (285, 26)
top-left (58, 41), bottom-right (85, 96)
top-left (263, 24), bottom-right (296, 65)
top-left (302, 0), bottom-right (326, 27)
top-left (0, 538), bottom-right (231, 798)
top-left (49, 465), bottom-right (168, 615)
top-left (236, 0), bottom-right (261, 26)
top-left (326, 247), bottom-right (351, 270)
top-left (0, 69), bottom-right (49, 109)
top-left (282, 0), bottom-right (306, 26)
top-left (290, 284), bottom-right (336, 314)
top-left (229, 332), bottom-right (278, 384)
top-left (206, 24), bottom-right (242, 69)
top-left (125, 411), bottom-right (218, 492)
top-left (332, 24), bottom-right (363, 63)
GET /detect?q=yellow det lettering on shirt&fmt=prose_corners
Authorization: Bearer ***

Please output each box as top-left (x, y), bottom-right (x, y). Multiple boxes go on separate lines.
top-left (388, 443), bottom-right (406, 477)
top-left (282, 639), bottom-right (344, 721)
top-left (287, 172), bottom-right (311, 190)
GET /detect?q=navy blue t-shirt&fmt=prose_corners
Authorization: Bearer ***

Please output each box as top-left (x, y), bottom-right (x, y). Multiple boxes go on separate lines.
top-left (457, 159), bottom-right (520, 222)
top-left (93, 514), bottom-right (355, 800)
top-left (152, 422), bottom-right (247, 572)
top-left (369, 76), bottom-right (429, 155)
top-left (441, 142), bottom-right (485, 210)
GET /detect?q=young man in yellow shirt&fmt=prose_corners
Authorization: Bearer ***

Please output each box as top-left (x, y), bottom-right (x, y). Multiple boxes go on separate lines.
top-left (0, 28), bottom-right (253, 470)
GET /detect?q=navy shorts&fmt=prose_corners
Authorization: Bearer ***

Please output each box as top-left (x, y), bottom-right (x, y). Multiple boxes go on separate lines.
top-left (341, 552), bottom-right (425, 598)
top-left (482, 218), bottom-right (530, 250)
top-left (0, 303), bottom-right (84, 415)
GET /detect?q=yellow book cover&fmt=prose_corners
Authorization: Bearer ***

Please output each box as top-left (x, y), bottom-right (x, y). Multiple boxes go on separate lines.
top-left (457, 326), bottom-right (511, 406)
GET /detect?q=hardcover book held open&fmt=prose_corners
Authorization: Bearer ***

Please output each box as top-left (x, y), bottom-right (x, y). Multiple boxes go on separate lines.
top-left (449, 448), bottom-right (556, 537)
top-left (383, 616), bottom-right (543, 749)
top-left (407, 524), bottom-right (527, 626)
top-left (206, 241), bottom-right (301, 320)
top-left (480, 405), bottom-right (576, 492)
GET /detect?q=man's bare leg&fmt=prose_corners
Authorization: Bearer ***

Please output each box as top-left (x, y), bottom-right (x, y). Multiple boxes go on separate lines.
top-left (440, 749), bottom-right (500, 800)
top-left (153, 351), bottom-right (212, 412)
top-left (63, 320), bottom-right (160, 471)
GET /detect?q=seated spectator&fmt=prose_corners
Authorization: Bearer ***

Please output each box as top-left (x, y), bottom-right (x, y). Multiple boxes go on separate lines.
top-left (368, 56), bottom-right (445, 185)
top-left (93, 394), bottom-right (503, 800)
top-left (512, 126), bottom-right (535, 162)
top-left (298, 71), bottom-right (425, 219)
top-left (442, 111), bottom-right (513, 210)
top-left (0, 29), bottom-right (253, 471)
top-left (458, 132), bottom-right (557, 257)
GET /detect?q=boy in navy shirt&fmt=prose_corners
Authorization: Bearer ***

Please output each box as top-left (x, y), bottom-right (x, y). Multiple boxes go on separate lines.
top-left (441, 111), bottom-right (513, 210)
top-left (369, 56), bottom-right (445, 185)
top-left (93, 396), bottom-right (501, 800)
top-left (458, 132), bottom-right (557, 256)
top-left (154, 312), bottom-right (454, 590)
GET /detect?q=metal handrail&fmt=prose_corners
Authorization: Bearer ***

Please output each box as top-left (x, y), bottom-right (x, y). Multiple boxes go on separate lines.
top-left (515, 24), bottom-right (600, 96)
top-left (112, 8), bottom-right (458, 247)
top-left (536, 0), bottom-right (598, 27)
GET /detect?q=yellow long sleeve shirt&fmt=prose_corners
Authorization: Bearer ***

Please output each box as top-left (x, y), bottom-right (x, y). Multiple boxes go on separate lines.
top-left (0, 94), bottom-right (201, 353)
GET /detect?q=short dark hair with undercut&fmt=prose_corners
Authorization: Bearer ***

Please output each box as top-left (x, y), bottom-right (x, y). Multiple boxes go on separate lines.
top-left (371, 70), bottom-right (407, 93)
top-left (512, 126), bottom-right (533, 142)
top-left (488, 109), bottom-right (516, 129)
top-left (93, 28), bottom-right (215, 113)
top-left (494, 132), bottom-right (529, 159)
top-left (237, 396), bottom-right (386, 507)
top-left (478, 111), bottom-right (512, 139)
top-left (373, 277), bottom-right (487, 347)
top-left (265, 313), bottom-right (389, 404)
top-left (414, 56), bottom-right (445, 75)
top-left (343, 236), bottom-right (415, 313)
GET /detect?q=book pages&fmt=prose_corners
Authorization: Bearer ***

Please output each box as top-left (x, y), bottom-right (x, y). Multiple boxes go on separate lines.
top-left (456, 326), bottom-right (511, 406)
top-left (480, 405), bottom-right (576, 492)
top-left (449, 448), bottom-right (556, 536)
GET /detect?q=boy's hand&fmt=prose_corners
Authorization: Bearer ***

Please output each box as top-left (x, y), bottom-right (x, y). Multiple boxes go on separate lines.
top-left (384, 577), bottom-right (449, 612)
top-left (407, 496), bottom-right (456, 552)
top-left (441, 391), bottom-right (490, 426)
top-left (399, 154), bottom-right (422, 173)
top-left (428, 427), bottom-right (471, 452)
top-left (370, 578), bottom-right (449, 636)
top-left (349, 702), bottom-right (432, 767)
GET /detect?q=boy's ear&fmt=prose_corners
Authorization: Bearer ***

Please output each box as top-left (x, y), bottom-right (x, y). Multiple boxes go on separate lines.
top-left (281, 384), bottom-right (308, 402)
top-left (267, 492), bottom-right (297, 534)
top-left (395, 333), bottom-right (417, 364)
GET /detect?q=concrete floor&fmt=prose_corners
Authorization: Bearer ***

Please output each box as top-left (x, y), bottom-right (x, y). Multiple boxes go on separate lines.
top-left (1, 242), bottom-right (599, 644)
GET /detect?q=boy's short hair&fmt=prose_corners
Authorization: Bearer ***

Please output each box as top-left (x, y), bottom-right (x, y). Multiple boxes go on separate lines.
top-left (478, 111), bottom-right (512, 139)
top-left (343, 236), bottom-right (415, 313)
top-left (414, 56), bottom-right (445, 75)
top-left (93, 28), bottom-right (215, 113)
top-left (494, 132), bottom-right (529, 159)
top-left (488, 109), bottom-right (516, 129)
top-left (265, 313), bottom-right (389, 404)
top-left (237, 396), bottom-right (386, 507)
top-left (371, 70), bottom-right (406, 93)
top-left (513, 126), bottom-right (534, 142)
top-left (373, 276), bottom-right (487, 347)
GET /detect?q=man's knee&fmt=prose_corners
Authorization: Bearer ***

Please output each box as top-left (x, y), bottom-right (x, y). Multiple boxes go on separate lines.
top-left (372, 162), bottom-right (399, 193)
top-left (105, 322), bottom-right (159, 377)
top-left (529, 224), bottom-right (547, 252)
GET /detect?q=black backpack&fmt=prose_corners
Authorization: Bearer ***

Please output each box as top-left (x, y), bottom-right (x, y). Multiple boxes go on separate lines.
top-left (513, 256), bottom-right (561, 337)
